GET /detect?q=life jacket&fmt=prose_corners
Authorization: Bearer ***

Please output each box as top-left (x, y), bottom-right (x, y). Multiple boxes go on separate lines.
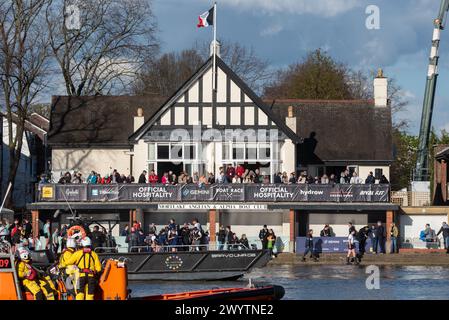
top-left (18, 260), bottom-right (38, 281)
top-left (76, 248), bottom-right (97, 275)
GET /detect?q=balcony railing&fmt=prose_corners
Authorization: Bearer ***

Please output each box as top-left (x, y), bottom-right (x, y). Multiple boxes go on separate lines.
top-left (390, 191), bottom-right (431, 207)
top-left (35, 183), bottom-right (391, 203)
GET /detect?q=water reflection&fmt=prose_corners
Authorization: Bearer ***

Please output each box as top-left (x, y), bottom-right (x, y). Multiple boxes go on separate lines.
top-left (128, 265), bottom-right (449, 300)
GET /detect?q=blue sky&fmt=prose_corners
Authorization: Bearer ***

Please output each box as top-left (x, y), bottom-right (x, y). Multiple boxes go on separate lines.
top-left (152, 0), bottom-right (449, 135)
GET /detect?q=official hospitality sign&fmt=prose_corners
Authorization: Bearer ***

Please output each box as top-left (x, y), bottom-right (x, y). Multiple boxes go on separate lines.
top-left (37, 184), bottom-right (390, 203)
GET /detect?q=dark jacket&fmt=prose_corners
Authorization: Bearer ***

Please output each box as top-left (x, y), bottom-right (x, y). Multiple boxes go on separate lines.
top-left (375, 225), bottom-right (385, 238)
top-left (91, 230), bottom-right (105, 248)
top-left (259, 228), bottom-right (268, 241)
top-left (437, 224), bottom-right (449, 238)
top-left (217, 229), bottom-right (226, 242)
top-left (304, 235), bottom-right (314, 248)
top-left (138, 174), bottom-right (146, 184)
top-left (365, 175), bottom-right (375, 184)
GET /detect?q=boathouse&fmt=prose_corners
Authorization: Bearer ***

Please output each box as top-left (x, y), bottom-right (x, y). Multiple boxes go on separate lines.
top-left (28, 47), bottom-right (398, 252)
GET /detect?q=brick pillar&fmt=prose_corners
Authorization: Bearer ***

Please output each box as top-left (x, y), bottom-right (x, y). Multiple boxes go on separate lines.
top-left (289, 209), bottom-right (295, 253)
top-left (31, 210), bottom-right (39, 240)
top-left (129, 209), bottom-right (136, 228)
top-left (442, 160), bottom-right (448, 202)
top-left (386, 210), bottom-right (394, 253)
top-left (209, 209), bottom-right (217, 243)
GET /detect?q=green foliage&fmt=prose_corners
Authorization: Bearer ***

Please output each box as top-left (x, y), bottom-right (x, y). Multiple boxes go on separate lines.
top-left (390, 129), bottom-right (418, 190)
top-left (264, 49), bottom-right (355, 99)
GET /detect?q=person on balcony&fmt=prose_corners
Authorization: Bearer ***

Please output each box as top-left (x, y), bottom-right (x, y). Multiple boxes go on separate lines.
top-left (380, 175), bottom-right (389, 184)
top-left (365, 172), bottom-right (376, 184)
top-left (138, 170), bottom-right (147, 183)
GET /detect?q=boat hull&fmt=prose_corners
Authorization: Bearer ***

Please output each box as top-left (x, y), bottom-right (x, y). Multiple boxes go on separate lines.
top-left (98, 249), bottom-right (271, 281)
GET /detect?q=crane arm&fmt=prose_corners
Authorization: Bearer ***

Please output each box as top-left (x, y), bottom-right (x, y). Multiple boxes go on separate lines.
top-left (414, 0), bottom-right (449, 181)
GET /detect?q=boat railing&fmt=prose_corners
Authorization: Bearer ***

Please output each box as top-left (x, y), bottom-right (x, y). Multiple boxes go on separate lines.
top-left (97, 243), bottom-right (252, 253)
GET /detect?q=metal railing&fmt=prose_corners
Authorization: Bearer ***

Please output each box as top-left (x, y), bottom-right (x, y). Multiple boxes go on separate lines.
top-left (400, 237), bottom-right (443, 249)
top-left (390, 191), bottom-right (431, 207)
top-left (95, 243), bottom-right (252, 253)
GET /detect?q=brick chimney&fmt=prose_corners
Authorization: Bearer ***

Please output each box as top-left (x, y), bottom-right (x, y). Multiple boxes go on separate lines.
top-left (134, 107), bottom-right (144, 132)
top-left (374, 68), bottom-right (388, 107)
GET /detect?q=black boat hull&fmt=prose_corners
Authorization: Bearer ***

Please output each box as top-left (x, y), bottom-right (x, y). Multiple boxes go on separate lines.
top-left (98, 249), bottom-right (271, 281)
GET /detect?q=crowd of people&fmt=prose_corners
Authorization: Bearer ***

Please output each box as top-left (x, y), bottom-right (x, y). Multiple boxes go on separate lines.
top-left (41, 165), bottom-right (390, 186)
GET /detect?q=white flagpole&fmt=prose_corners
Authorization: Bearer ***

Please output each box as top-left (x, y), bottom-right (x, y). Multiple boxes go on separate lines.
top-left (212, 1), bottom-right (217, 92)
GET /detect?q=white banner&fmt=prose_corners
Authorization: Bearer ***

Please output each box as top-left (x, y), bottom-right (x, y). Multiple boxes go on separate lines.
top-left (157, 203), bottom-right (268, 210)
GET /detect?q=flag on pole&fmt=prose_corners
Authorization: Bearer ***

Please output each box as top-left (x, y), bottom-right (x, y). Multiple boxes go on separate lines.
top-left (197, 7), bottom-right (214, 28)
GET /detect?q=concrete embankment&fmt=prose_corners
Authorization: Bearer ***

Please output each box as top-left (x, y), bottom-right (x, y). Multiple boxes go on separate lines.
top-left (268, 252), bottom-right (449, 266)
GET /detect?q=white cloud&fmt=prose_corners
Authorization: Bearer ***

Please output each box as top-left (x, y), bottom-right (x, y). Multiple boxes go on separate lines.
top-left (219, 0), bottom-right (361, 17)
top-left (260, 24), bottom-right (283, 36)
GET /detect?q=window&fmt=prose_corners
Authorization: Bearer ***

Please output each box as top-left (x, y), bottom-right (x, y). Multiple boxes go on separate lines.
top-left (171, 144), bottom-right (183, 160)
top-left (245, 144), bottom-right (258, 160)
top-left (148, 144), bottom-right (156, 160)
top-left (375, 168), bottom-right (383, 180)
top-left (157, 145), bottom-right (169, 159)
top-left (222, 143), bottom-right (231, 160)
top-left (259, 143), bottom-right (270, 160)
top-left (185, 144), bottom-right (196, 160)
top-left (232, 143), bottom-right (245, 160)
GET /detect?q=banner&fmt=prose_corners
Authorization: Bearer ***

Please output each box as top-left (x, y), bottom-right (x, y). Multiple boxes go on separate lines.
top-left (296, 237), bottom-right (374, 253)
top-left (54, 184), bottom-right (87, 202)
top-left (118, 185), bottom-right (179, 202)
top-left (37, 184), bottom-right (390, 203)
top-left (88, 184), bottom-right (119, 202)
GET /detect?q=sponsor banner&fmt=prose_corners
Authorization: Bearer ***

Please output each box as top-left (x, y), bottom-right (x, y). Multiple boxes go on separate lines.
top-left (37, 184), bottom-right (390, 203)
top-left (54, 184), bottom-right (87, 202)
top-left (180, 184), bottom-right (212, 201)
top-left (41, 186), bottom-right (55, 200)
top-left (296, 237), bottom-right (373, 253)
top-left (210, 185), bottom-right (245, 202)
top-left (88, 184), bottom-right (119, 202)
top-left (118, 185), bottom-right (179, 202)
top-left (158, 203), bottom-right (267, 210)
top-left (246, 185), bottom-right (301, 202)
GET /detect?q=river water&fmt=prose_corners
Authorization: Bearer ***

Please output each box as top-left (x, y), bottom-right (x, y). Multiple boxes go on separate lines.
top-left (129, 265), bottom-right (449, 300)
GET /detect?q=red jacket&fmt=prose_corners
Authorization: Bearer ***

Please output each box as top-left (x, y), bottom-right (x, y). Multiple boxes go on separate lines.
top-left (236, 166), bottom-right (245, 177)
top-left (148, 174), bottom-right (158, 184)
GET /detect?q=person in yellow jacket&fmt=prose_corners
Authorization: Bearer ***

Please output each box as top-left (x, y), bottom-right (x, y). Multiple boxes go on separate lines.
top-left (58, 237), bottom-right (78, 298)
top-left (16, 247), bottom-right (56, 300)
top-left (64, 236), bottom-right (102, 300)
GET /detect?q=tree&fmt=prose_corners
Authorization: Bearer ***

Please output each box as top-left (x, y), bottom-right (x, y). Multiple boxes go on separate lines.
top-left (45, 0), bottom-right (159, 96)
top-left (133, 49), bottom-right (204, 97)
top-left (134, 40), bottom-right (272, 97)
top-left (0, 0), bottom-right (51, 207)
top-left (390, 130), bottom-right (418, 190)
top-left (264, 49), bottom-right (353, 100)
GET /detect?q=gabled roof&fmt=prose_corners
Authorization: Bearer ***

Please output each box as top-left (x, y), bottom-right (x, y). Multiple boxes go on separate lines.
top-left (129, 55), bottom-right (301, 143)
top-left (48, 95), bottom-right (166, 148)
top-left (271, 100), bottom-right (393, 163)
top-left (0, 112), bottom-right (48, 141)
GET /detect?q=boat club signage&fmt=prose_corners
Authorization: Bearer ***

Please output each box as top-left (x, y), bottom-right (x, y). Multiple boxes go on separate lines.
top-left (157, 204), bottom-right (268, 210)
top-left (37, 183), bottom-right (390, 203)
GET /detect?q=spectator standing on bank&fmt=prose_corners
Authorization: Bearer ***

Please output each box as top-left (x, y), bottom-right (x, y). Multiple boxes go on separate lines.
top-left (302, 229), bottom-right (318, 262)
top-left (346, 230), bottom-right (359, 265)
top-left (138, 170), bottom-right (147, 183)
top-left (259, 225), bottom-right (269, 249)
top-left (424, 224), bottom-right (437, 248)
top-left (22, 218), bottom-right (32, 239)
top-left (390, 222), bottom-right (399, 254)
top-left (375, 221), bottom-right (386, 254)
top-left (369, 224), bottom-right (377, 253)
top-left (320, 224), bottom-right (332, 237)
top-left (126, 227), bottom-right (139, 252)
top-left (437, 222), bottom-right (449, 253)
top-left (356, 226), bottom-right (370, 262)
